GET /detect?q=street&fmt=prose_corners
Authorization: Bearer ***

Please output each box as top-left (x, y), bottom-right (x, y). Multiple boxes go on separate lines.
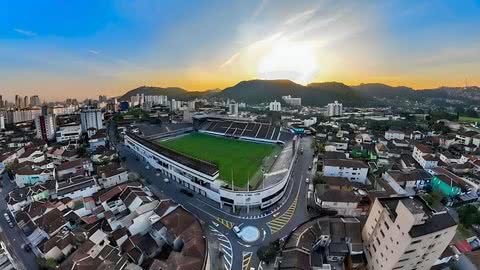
top-left (119, 136), bottom-right (315, 270)
top-left (0, 173), bottom-right (39, 270)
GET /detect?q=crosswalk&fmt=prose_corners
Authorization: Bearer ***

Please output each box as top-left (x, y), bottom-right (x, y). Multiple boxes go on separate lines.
top-left (267, 196), bottom-right (298, 234)
top-left (209, 225), bottom-right (233, 270)
top-left (242, 252), bottom-right (253, 270)
top-left (216, 217), bottom-right (235, 230)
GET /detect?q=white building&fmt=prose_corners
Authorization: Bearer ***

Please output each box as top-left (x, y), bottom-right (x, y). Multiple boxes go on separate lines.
top-left (385, 130), bottom-right (405, 141)
top-left (303, 117), bottom-right (317, 127)
top-left (269, 100), bottom-right (281, 111)
top-left (362, 196), bottom-right (457, 270)
top-left (80, 106), bottom-right (103, 136)
top-left (15, 167), bottom-right (54, 187)
top-left (228, 102), bottom-right (239, 117)
top-left (412, 144), bottom-right (438, 169)
top-left (56, 124), bottom-right (82, 142)
top-left (327, 101), bottom-right (343, 117)
top-left (281, 95), bottom-right (302, 106)
top-left (316, 189), bottom-right (361, 216)
top-left (56, 176), bottom-right (99, 200)
top-left (0, 115), bottom-right (5, 130)
top-left (323, 159), bottom-right (369, 184)
top-left (35, 114), bottom-right (56, 141)
top-left (7, 108), bottom-right (42, 123)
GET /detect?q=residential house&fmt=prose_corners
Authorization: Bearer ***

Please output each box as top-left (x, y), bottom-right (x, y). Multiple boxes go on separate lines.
top-left (412, 143), bottom-right (438, 169)
top-left (323, 159), bottom-right (369, 184)
top-left (15, 166), bottom-right (54, 187)
top-left (18, 147), bottom-right (45, 164)
top-left (40, 230), bottom-right (75, 260)
top-left (88, 129), bottom-right (108, 151)
top-left (97, 163), bottom-right (128, 188)
top-left (6, 181), bottom-right (53, 212)
top-left (315, 189), bottom-right (362, 216)
top-left (383, 169), bottom-right (432, 194)
top-left (56, 158), bottom-right (94, 180)
top-left (91, 146), bottom-right (118, 164)
top-left (56, 175), bottom-right (99, 200)
top-left (385, 130), bottom-right (405, 141)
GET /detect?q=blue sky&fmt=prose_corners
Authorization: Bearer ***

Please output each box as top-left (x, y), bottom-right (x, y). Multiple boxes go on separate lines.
top-left (1, 0), bottom-right (479, 100)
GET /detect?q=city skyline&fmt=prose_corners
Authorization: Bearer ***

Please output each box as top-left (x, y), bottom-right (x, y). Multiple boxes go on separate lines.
top-left (1, 1), bottom-right (480, 100)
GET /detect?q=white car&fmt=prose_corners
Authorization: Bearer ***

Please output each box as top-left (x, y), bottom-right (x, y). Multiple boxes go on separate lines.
top-left (232, 226), bottom-right (241, 236)
top-left (305, 177), bottom-right (310, 183)
top-left (163, 178), bottom-right (170, 183)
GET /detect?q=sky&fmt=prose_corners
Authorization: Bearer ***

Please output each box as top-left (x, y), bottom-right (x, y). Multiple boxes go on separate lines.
top-left (1, 0), bottom-right (480, 101)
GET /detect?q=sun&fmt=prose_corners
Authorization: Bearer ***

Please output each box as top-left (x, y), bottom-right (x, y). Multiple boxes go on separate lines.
top-left (257, 41), bottom-right (318, 85)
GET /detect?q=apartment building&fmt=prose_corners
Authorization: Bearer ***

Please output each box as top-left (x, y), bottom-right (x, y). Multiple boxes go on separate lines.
top-left (362, 196), bottom-right (457, 270)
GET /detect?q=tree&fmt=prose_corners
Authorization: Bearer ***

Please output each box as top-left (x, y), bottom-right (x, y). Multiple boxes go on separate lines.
top-left (423, 191), bottom-right (445, 208)
top-left (257, 240), bottom-right (280, 264)
top-left (37, 257), bottom-right (58, 270)
top-left (313, 174), bottom-right (325, 185)
top-left (457, 204), bottom-right (480, 228)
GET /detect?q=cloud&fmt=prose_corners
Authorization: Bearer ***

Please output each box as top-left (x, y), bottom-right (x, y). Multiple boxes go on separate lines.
top-left (219, 52), bottom-right (240, 68)
top-left (14, 28), bottom-right (37, 37)
top-left (284, 9), bottom-right (317, 25)
top-left (88, 49), bottom-right (101, 55)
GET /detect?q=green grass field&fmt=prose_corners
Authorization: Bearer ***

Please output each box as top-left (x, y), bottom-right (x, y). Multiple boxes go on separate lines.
top-left (156, 133), bottom-right (280, 188)
top-left (459, 115), bottom-right (480, 123)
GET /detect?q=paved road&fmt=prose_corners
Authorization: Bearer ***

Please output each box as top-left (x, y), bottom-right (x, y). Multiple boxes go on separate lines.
top-left (119, 136), bottom-right (315, 270)
top-left (0, 173), bottom-right (38, 270)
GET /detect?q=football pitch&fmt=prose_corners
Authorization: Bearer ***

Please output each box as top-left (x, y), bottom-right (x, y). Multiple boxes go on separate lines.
top-left (156, 133), bottom-right (280, 188)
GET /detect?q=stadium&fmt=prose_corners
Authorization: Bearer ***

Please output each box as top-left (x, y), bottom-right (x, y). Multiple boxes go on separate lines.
top-left (124, 117), bottom-right (298, 211)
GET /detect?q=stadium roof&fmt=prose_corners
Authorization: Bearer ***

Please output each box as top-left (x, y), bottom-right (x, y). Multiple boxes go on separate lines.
top-left (126, 132), bottom-right (219, 177)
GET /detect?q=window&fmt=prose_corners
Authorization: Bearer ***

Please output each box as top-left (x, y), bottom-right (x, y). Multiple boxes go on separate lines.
top-left (411, 239), bottom-right (421, 244)
top-left (404, 249), bottom-right (416, 254)
top-left (398, 258), bottom-right (409, 262)
top-left (376, 238), bottom-right (381, 245)
top-left (380, 230), bottom-right (385, 238)
top-left (373, 244), bottom-right (377, 252)
top-left (393, 267), bottom-right (403, 270)
top-left (384, 221), bottom-right (390, 230)
top-left (397, 224), bottom-right (401, 230)
top-left (434, 234), bottom-right (441, 239)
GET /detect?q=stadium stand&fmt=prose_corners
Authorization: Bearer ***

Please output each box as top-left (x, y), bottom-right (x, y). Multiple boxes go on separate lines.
top-left (200, 119), bottom-right (292, 143)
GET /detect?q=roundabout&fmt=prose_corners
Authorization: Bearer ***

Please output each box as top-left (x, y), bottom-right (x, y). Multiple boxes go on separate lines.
top-left (236, 226), bottom-right (260, 243)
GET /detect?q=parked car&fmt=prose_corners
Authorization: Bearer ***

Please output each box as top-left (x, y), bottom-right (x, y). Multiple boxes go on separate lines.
top-left (305, 177), bottom-right (310, 183)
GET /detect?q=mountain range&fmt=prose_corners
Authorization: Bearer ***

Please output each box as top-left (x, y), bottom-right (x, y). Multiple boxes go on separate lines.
top-left (118, 80), bottom-right (480, 107)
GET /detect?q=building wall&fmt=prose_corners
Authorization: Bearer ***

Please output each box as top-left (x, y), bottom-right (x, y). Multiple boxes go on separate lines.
top-left (319, 201), bottom-right (360, 216)
top-left (323, 165), bottom-right (368, 184)
top-left (15, 172), bottom-right (52, 187)
top-left (363, 199), bottom-right (457, 270)
top-left (100, 172), bottom-right (129, 188)
top-left (58, 185), bottom-right (98, 200)
top-left (56, 125), bottom-right (82, 142)
top-left (80, 108), bottom-right (103, 134)
top-left (385, 131), bottom-right (405, 141)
